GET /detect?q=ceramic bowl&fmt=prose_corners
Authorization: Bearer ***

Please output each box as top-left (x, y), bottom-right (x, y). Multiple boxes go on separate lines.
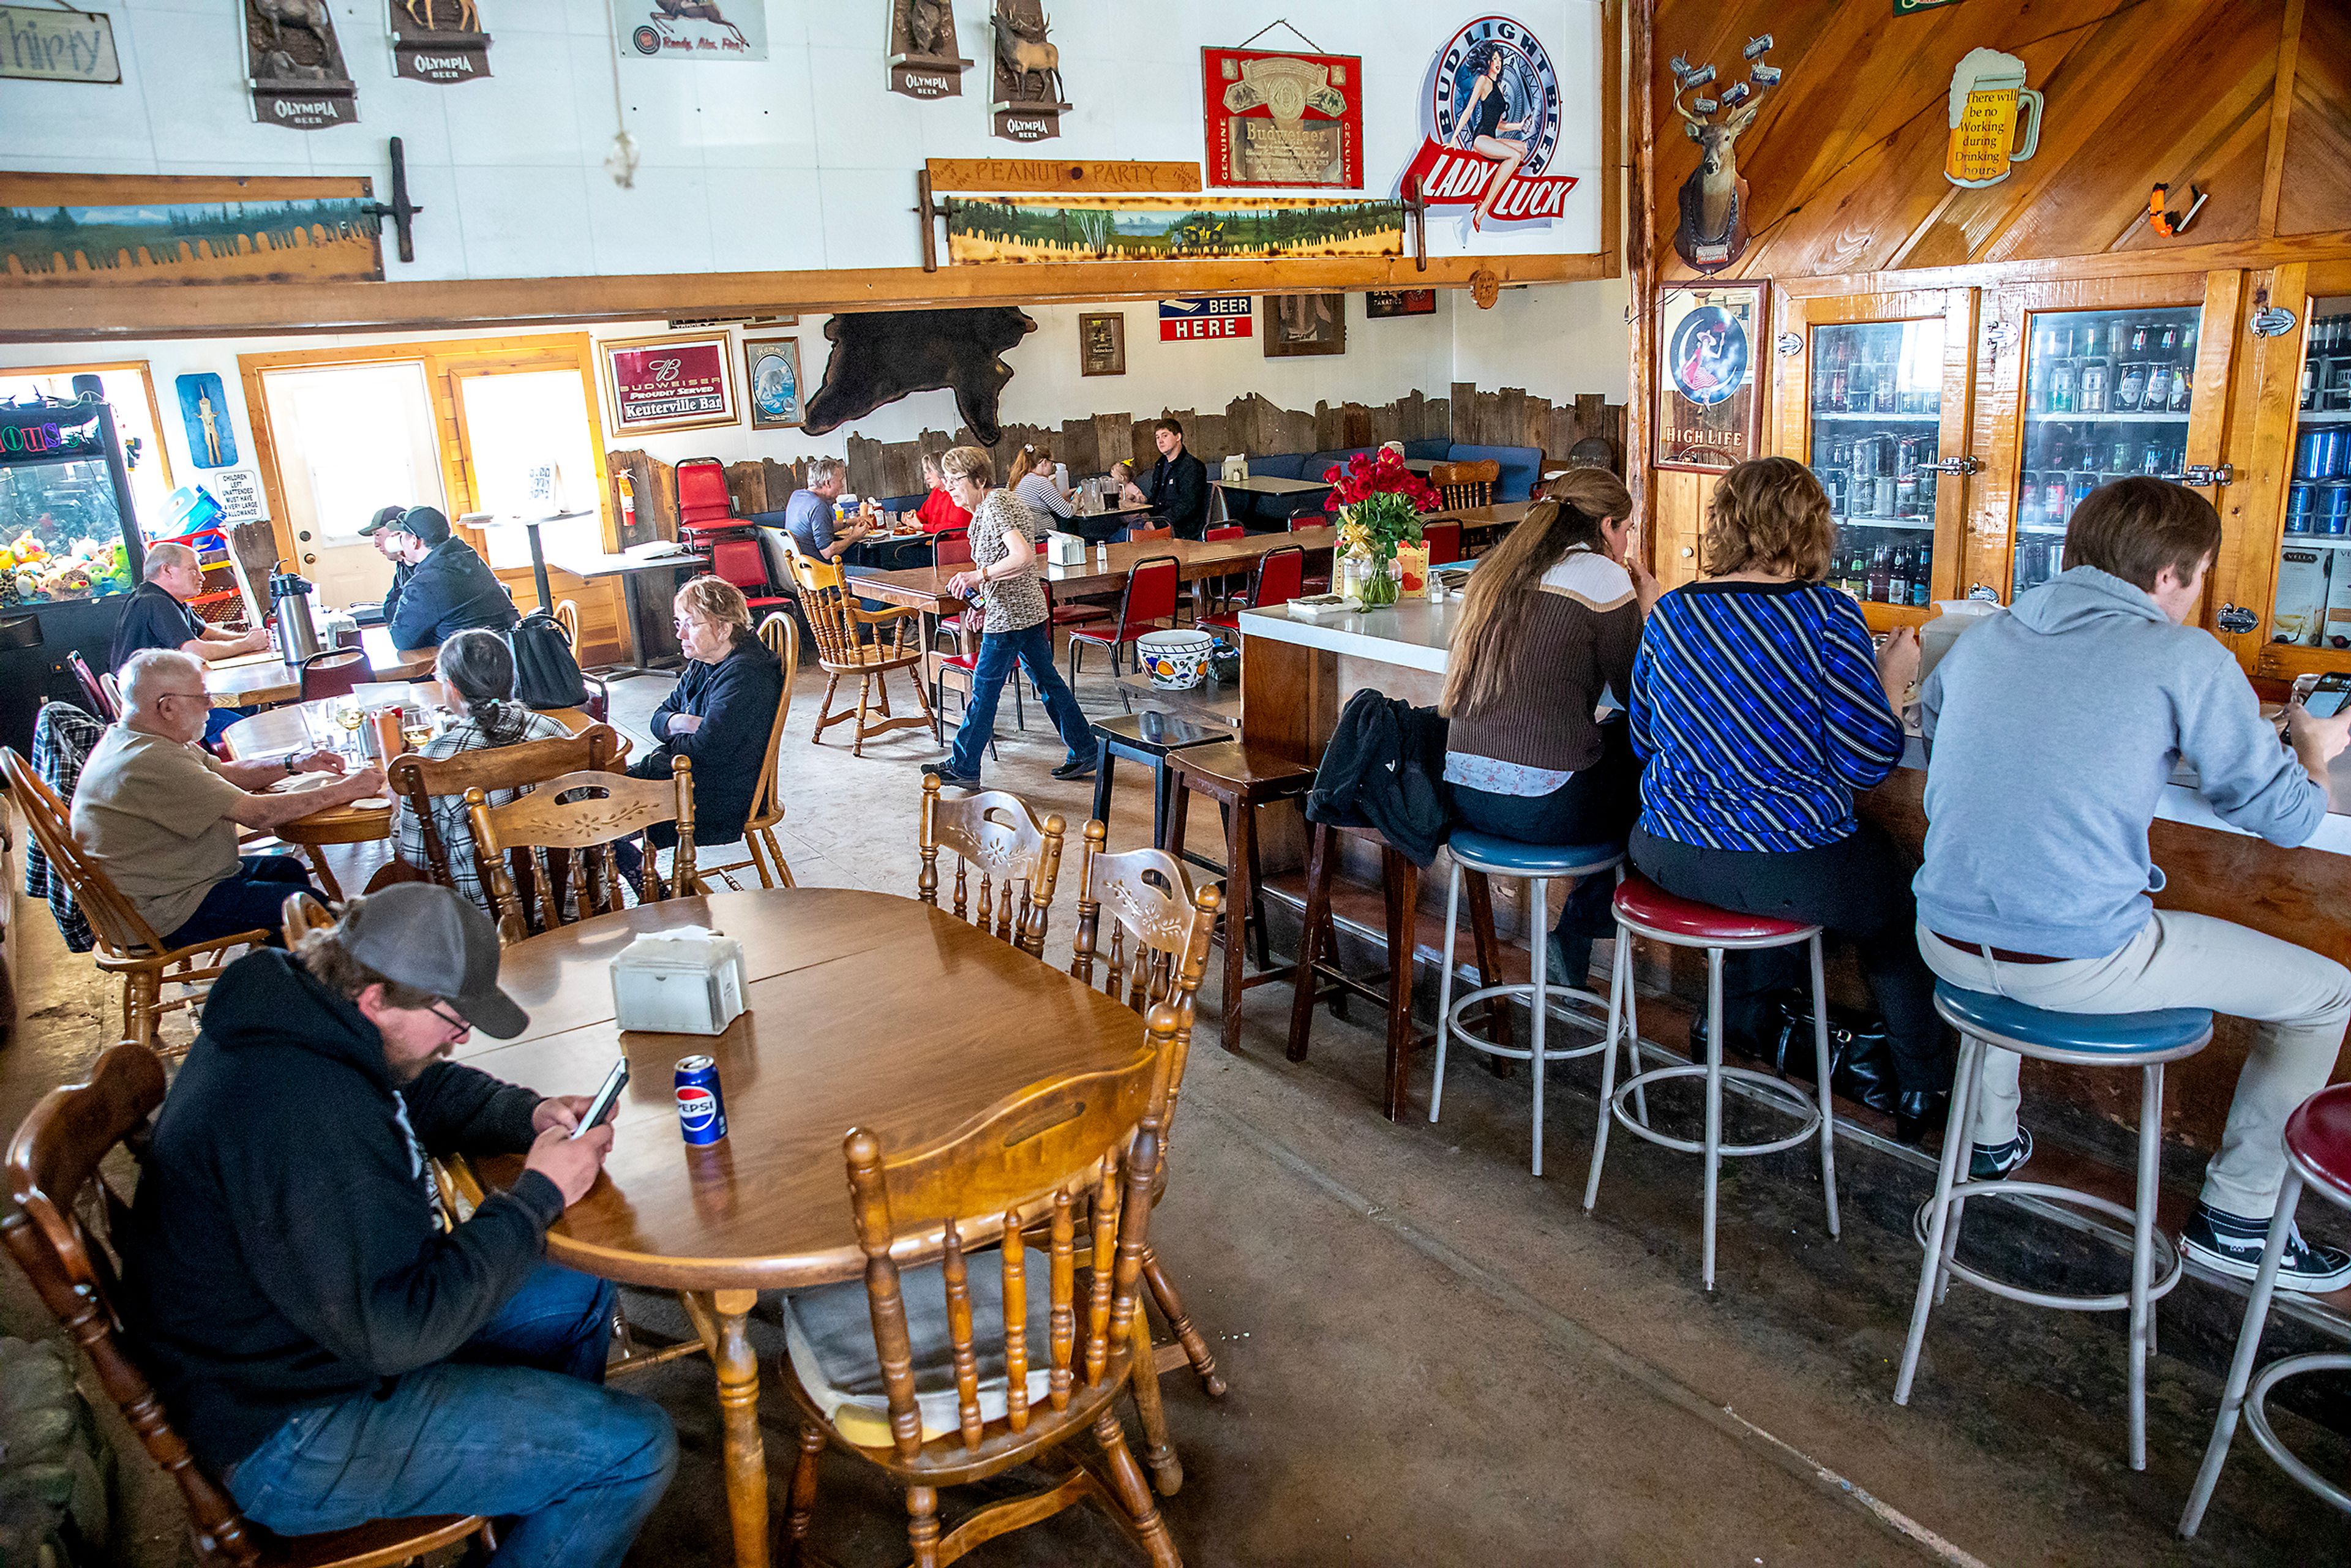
top-left (1136, 629), bottom-right (1217, 691)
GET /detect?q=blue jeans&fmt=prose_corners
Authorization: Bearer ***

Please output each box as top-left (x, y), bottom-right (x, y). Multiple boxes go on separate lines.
top-left (949, 620), bottom-right (1094, 778)
top-left (203, 705), bottom-right (251, 744)
top-left (228, 1266), bottom-right (674, 1568)
top-left (165, 855), bottom-right (320, 949)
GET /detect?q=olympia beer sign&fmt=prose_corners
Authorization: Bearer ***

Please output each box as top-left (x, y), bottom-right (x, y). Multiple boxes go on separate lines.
top-left (1401, 15), bottom-right (1577, 227)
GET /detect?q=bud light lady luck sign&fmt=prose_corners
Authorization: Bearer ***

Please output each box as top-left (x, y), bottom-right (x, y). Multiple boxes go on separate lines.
top-left (1401, 15), bottom-right (1577, 234)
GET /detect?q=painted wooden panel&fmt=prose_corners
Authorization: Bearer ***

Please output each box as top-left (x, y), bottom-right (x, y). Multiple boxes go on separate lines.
top-left (2280, 0), bottom-right (2351, 236)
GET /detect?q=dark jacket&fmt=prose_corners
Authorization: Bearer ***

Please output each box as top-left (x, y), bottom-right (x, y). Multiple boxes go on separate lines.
top-left (631, 633), bottom-right (784, 846)
top-left (384, 538), bottom-right (519, 649)
top-left (119, 949), bottom-right (562, 1472)
top-left (1142, 448), bottom-right (1210, 540)
top-left (109, 580), bottom-right (206, 672)
top-left (1305, 688), bottom-right (1452, 867)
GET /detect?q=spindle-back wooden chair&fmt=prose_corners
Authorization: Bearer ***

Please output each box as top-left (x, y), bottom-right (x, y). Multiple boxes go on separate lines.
top-left (1, 1043), bottom-right (487, 1567)
top-left (467, 760), bottom-right (697, 944)
top-left (280, 890), bottom-right (332, 947)
top-left (778, 1010), bottom-right (1183, 1568)
top-left (916, 775), bottom-right (1065, 958)
top-left (1430, 459), bottom-right (1499, 510)
top-left (386, 725), bottom-right (628, 921)
top-left (782, 542), bottom-right (934, 756)
top-left (697, 613), bottom-right (800, 891)
top-left (0, 747), bottom-right (268, 1055)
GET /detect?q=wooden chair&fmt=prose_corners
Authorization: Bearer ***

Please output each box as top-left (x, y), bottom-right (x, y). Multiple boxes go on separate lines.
top-left (67, 651), bottom-right (118, 721)
top-left (1430, 459), bottom-right (1499, 511)
top-left (280, 890), bottom-right (332, 946)
top-left (778, 1011), bottom-right (1183, 1568)
top-left (553, 599), bottom-right (581, 647)
top-left (386, 725), bottom-right (628, 904)
top-left (1069, 823), bottom-right (1229, 1491)
top-left (917, 774), bottom-right (1065, 958)
top-left (698, 613), bottom-right (800, 891)
top-left (298, 648), bottom-right (371, 703)
top-left (2, 1043), bottom-right (487, 1567)
top-left (467, 760), bottom-right (697, 944)
top-left (781, 542), bottom-right (936, 757)
top-left (0, 747), bottom-right (268, 1054)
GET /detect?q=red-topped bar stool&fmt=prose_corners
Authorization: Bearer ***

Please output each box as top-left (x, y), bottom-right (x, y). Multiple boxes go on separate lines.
top-left (1582, 874), bottom-right (1840, 1291)
top-left (1895, 983), bottom-right (2211, 1471)
top-left (2180, 1083), bottom-right (2351, 1534)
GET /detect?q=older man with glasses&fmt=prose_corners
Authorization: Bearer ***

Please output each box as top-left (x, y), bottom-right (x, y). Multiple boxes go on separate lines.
top-left (70, 648), bottom-right (383, 948)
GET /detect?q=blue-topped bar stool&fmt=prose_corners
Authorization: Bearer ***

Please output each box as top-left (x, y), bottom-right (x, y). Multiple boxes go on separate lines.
top-left (1583, 874), bottom-right (1840, 1292)
top-left (1428, 830), bottom-right (1626, 1176)
top-left (1895, 982), bottom-right (2213, 1471)
top-left (2180, 1083), bottom-right (2351, 1535)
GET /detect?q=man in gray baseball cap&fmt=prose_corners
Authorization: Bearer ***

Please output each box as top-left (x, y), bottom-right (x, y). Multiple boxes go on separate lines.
top-left (118, 883), bottom-right (675, 1563)
top-left (364, 503), bottom-right (520, 648)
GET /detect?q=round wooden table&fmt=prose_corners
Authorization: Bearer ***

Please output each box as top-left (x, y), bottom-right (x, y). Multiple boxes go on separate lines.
top-left (202, 628), bottom-right (441, 709)
top-left (451, 888), bottom-right (1145, 1568)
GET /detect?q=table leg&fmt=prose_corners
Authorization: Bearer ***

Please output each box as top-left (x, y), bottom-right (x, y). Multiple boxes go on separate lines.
top-left (524, 520), bottom-right (552, 615)
top-left (708, 1288), bottom-right (771, 1568)
top-left (299, 842), bottom-right (345, 902)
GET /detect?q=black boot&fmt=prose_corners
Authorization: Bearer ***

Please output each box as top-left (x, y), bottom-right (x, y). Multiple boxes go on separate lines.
top-left (1894, 1089), bottom-right (1950, 1146)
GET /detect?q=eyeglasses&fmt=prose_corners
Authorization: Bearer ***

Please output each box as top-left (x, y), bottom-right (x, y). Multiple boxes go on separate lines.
top-left (157, 689), bottom-right (214, 708)
top-left (426, 1000), bottom-right (473, 1038)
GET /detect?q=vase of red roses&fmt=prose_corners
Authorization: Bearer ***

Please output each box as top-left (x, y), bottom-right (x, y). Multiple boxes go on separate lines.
top-left (1322, 450), bottom-right (1442, 608)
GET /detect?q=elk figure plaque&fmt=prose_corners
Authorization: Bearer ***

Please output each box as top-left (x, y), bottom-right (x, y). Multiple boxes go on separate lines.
top-left (989, 0), bottom-right (1067, 143)
top-left (887, 0), bottom-right (969, 99)
top-left (247, 0), bottom-right (357, 128)
top-left (1668, 37), bottom-right (1779, 274)
top-left (389, 0), bottom-right (492, 84)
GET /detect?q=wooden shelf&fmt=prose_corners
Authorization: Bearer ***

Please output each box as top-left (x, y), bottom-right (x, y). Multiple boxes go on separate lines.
top-left (1810, 410), bottom-right (1940, 424)
top-left (2023, 409), bottom-right (2190, 425)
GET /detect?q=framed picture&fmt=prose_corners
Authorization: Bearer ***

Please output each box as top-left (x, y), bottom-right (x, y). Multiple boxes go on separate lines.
top-left (1264, 293), bottom-right (1346, 358)
top-left (1365, 289), bottom-right (1436, 320)
top-left (1654, 280), bottom-right (1766, 473)
top-left (742, 336), bottom-right (804, 430)
top-left (599, 332), bottom-right (737, 437)
top-left (1078, 312), bottom-right (1126, 377)
top-left (1202, 47), bottom-right (1364, 189)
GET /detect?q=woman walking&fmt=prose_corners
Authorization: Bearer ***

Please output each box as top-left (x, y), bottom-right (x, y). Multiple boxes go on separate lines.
top-left (923, 446), bottom-right (1098, 787)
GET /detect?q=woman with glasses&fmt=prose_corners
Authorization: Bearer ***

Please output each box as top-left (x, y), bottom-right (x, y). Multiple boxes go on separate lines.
top-left (628, 576), bottom-right (785, 857)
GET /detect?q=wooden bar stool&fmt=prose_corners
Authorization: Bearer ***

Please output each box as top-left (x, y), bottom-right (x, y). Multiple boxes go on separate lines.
top-left (1090, 711), bottom-right (1228, 849)
top-left (1160, 740), bottom-right (1315, 1057)
top-left (1284, 816), bottom-right (1439, 1123)
top-left (1897, 983), bottom-right (2211, 1471)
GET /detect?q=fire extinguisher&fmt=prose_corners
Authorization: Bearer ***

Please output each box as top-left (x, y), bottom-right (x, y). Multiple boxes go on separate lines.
top-left (617, 470), bottom-right (637, 535)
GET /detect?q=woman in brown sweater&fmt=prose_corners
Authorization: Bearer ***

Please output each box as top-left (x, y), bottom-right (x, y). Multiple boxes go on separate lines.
top-left (1441, 469), bottom-right (1659, 985)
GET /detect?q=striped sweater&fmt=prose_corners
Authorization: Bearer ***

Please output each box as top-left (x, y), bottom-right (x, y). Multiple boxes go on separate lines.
top-left (1629, 579), bottom-right (1902, 851)
top-left (1446, 547), bottom-right (1641, 776)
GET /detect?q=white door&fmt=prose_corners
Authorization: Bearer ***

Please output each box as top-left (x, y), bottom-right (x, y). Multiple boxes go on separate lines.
top-left (260, 361), bottom-right (446, 610)
top-left (452, 368), bottom-right (607, 596)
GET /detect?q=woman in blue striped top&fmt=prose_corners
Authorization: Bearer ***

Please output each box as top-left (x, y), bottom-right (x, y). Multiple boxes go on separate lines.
top-left (1629, 457), bottom-right (1950, 1137)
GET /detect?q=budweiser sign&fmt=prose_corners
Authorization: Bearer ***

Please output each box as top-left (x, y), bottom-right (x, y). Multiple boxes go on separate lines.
top-left (1401, 15), bottom-right (1575, 231)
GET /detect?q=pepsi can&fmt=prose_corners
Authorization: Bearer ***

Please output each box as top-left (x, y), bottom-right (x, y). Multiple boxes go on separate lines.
top-left (675, 1055), bottom-right (727, 1144)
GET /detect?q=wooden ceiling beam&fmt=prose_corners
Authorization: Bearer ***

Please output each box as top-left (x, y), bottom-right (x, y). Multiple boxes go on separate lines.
top-left (2261, 0), bottom-right (2308, 238)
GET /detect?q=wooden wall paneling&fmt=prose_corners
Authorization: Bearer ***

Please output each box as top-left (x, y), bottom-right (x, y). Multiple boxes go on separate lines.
top-left (2261, 0), bottom-right (2308, 236)
top-left (1627, 0), bottom-right (1655, 537)
top-left (2278, 0), bottom-right (2351, 238)
top-left (1933, 285), bottom-right (1981, 607)
top-left (605, 449), bottom-right (675, 547)
top-left (1654, 467), bottom-right (1711, 590)
top-left (2239, 262), bottom-right (2312, 677)
top-left (2183, 270), bottom-right (2249, 635)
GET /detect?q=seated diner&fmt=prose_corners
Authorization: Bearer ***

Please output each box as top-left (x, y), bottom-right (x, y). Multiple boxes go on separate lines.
top-left (913, 451), bottom-right (972, 534)
top-left (110, 541), bottom-right (272, 741)
top-left (362, 505), bottom-right (521, 649)
top-left (628, 574), bottom-right (783, 853)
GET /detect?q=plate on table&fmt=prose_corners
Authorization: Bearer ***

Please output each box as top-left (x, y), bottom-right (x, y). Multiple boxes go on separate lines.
top-left (268, 771), bottom-right (343, 794)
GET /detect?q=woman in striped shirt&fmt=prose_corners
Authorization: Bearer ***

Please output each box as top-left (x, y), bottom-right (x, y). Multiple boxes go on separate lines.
top-left (1628, 457), bottom-right (1949, 1136)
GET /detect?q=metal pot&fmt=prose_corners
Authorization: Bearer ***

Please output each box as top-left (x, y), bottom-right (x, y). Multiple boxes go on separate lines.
top-left (269, 569), bottom-right (321, 666)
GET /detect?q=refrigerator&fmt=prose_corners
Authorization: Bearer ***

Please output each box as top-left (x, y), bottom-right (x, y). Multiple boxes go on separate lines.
top-left (1806, 317), bottom-right (1949, 617)
top-left (0, 394), bottom-right (145, 754)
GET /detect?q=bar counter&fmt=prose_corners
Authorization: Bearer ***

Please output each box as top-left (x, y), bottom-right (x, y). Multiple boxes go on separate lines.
top-left (1235, 598), bottom-right (2351, 1162)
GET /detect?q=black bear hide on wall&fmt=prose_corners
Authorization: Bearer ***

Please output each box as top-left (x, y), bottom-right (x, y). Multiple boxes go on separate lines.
top-left (803, 307), bottom-right (1037, 448)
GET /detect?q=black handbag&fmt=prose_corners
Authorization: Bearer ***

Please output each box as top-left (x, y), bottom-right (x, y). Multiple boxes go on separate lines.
top-left (1690, 987), bottom-right (1900, 1115)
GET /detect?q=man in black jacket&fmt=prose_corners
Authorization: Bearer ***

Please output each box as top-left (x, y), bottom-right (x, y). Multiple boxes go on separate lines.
top-left (1120, 417), bottom-right (1210, 540)
top-left (120, 885), bottom-right (675, 1567)
top-left (361, 505), bottom-right (521, 649)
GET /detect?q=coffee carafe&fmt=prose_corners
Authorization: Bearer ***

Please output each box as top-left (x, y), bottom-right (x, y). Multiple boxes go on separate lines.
top-left (269, 567), bottom-right (321, 666)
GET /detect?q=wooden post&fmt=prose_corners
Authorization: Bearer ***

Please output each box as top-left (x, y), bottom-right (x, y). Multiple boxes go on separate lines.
top-left (1626, 0), bottom-right (1657, 549)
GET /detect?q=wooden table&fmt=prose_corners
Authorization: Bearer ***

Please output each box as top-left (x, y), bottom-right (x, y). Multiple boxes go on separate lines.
top-left (449, 888), bottom-right (1147, 1568)
top-left (1212, 475), bottom-right (1332, 497)
top-left (204, 626), bottom-right (438, 709)
top-left (544, 547), bottom-right (710, 678)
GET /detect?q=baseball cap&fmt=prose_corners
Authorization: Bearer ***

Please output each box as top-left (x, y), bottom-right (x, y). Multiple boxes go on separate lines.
top-left (358, 505), bottom-right (409, 537)
top-left (399, 505), bottom-right (452, 546)
top-left (339, 884), bottom-right (529, 1039)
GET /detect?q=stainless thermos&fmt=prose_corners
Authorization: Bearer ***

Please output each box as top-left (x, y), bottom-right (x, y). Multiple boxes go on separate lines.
top-left (269, 568), bottom-right (321, 666)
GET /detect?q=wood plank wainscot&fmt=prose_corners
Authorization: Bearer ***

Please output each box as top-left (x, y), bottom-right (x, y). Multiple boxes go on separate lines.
top-left (1235, 599), bottom-right (2351, 1168)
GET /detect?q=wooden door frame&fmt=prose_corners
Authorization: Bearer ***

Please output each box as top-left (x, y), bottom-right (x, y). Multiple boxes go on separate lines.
top-left (2235, 258), bottom-right (2351, 680)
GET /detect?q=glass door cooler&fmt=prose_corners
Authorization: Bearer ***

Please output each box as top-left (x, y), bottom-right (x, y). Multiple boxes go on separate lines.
top-left (2274, 293), bottom-right (2351, 655)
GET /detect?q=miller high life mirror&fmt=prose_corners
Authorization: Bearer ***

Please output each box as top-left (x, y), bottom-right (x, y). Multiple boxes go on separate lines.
top-left (1655, 281), bottom-right (1764, 474)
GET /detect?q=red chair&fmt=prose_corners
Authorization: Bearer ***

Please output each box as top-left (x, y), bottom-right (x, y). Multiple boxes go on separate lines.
top-left (66, 651), bottom-right (117, 721)
top-left (709, 536), bottom-right (792, 616)
top-left (299, 647), bottom-right (371, 702)
top-left (1423, 520), bottom-right (1464, 567)
top-left (932, 531), bottom-right (975, 653)
top-left (1204, 525), bottom-right (1244, 542)
top-left (1067, 555), bottom-right (1179, 686)
top-left (675, 457), bottom-right (746, 545)
top-left (1199, 546), bottom-right (1305, 630)
top-left (1046, 578), bottom-right (1112, 631)
top-left (1198, 523), bottom-right (1248, 618)
top-left (1291, 516), bottom-right (1336, 593)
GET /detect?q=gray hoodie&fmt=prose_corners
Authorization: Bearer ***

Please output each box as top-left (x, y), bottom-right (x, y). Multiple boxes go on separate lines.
top-left (1914, 565), bottom-right (2326, 958)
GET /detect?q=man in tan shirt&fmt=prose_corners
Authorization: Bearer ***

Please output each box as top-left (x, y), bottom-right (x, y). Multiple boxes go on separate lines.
top-left (72, 650), bottom-right (384, 947)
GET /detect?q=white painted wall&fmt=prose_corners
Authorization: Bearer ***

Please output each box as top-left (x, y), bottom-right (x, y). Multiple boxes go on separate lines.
top-left (1, 1), bottom-right (1605, 278)
top-left (1451, 275), bottom-right (1630, 403)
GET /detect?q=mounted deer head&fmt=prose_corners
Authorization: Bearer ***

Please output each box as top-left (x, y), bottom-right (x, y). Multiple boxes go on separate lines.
top-left (1670, 40), bottom-right (1779, 274)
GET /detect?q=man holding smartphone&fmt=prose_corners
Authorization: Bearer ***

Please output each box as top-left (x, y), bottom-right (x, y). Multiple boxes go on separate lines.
top-left (1915, 478), bottom-right (2351, 1292)
top-left (119, 885), bottom-right (675, 1567)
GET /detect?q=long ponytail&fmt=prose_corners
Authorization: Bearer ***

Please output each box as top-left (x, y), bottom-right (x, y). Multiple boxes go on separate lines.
top-left (1439, 468), bottom-right (1634, 721)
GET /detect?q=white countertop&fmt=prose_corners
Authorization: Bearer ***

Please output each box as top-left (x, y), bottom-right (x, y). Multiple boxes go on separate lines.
top-left (1240, 599), bottom-right (2351, 860)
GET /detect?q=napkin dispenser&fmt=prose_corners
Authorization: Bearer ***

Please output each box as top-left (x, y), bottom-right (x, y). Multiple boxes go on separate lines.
top-left (1044, 532), bottom-right (1087, 565)
top-left (610, 927), bottom-right (746, 1035)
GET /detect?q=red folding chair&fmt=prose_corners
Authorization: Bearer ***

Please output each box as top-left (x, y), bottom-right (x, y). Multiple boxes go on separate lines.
top-left (932, 530), bottom-right (974, 653)
top-left (1199, 545), bottom-right (1305, 630)
top-left (1423, 520), bottom-right (1464, 567)
top-left (675, 457), bottom-right (747, 546)
top-left (709, 536), bottom-right (792, 616)
top-left (1067, 555), bottom-right (1179, 686)
top-left (1199, 524), bottom-right (1247, 618)
top-left (66, 651), bottom-right (117, 721)
top-left (299, 647), bottom-right (371, 702)
top-left (1292, 516), bottom-right (1335, 593)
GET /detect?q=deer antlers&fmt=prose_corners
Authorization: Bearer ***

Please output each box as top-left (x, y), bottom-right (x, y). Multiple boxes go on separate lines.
top-left (1670, 36), bottom-right (1779, 139)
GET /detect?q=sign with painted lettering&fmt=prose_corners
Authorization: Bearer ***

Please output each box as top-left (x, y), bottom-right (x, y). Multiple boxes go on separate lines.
top-left (598, 333), bottom-right (738, 436)
top-left (1654, 282), bottom-right (1764, 473)
top-left (613, 0), bottom-right (763, 60)
top-left (214, 468), bottom-right (266, 523)
top-left (0, 6), bottom-right (119, 84)
top-left (1400, 15), bottom-right (1576, 233)
top-left (926, 159), bottom-right (1199, 194)
top-left (388, 0), bottom-right (492, 84)
top-left (1160, 298), bottom-right (1253, 342)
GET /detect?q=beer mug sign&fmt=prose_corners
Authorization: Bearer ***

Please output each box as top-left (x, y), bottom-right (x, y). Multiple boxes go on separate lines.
top-left (1944, 47), bottom-right (2042, 189)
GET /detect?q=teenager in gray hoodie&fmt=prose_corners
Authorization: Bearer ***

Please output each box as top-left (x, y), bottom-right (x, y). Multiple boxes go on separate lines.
top-left (1914, 478), bottom-right (2351, 1291)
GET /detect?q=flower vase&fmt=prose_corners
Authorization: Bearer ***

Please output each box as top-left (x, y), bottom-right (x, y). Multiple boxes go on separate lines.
top-left (1359, 557), bottom-right (1400, 608)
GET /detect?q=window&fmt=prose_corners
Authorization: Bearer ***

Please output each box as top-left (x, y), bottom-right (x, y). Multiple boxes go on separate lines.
top-left (0, 362), bottom-right (174, 530)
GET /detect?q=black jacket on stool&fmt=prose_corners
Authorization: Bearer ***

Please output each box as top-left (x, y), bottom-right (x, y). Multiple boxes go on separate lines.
top-left (630, 634), bottom-right (784, 847)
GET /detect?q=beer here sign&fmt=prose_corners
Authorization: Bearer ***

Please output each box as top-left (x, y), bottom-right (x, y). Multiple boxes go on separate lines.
top-left (1160, 298), bottom-right (1253, 342)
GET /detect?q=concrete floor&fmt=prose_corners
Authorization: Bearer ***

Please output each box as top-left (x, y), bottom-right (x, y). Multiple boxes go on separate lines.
top-left (7, 647), bottom-right (2348, 1567)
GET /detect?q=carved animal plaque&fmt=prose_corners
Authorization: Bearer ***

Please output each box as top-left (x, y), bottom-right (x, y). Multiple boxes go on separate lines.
top-left (389, 0), bottom-right (492, 84)
top-left (247, 0), bottom-right (357, 129)
top-left (803, 308), bottom-right (1037, 448)
top-left (989, 0), bottom-right (1066, 143)
top-left (887, 0), bottom-right (969, 99)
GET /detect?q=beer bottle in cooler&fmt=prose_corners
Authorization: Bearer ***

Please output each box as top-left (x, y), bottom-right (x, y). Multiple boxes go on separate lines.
top-left (1867, 546), bottom-right (1890, 603)
top-left (2170, 325), bottom-right (2196, 411)
top-left (2145, 324), bottom-right (2179, 410)
top-left (2079, 326), bottom-right (2111, 413)
top-left (1889, 548), bottom-right (1911, 606)
top-left (1911, 547), bottom-right (1932, 607)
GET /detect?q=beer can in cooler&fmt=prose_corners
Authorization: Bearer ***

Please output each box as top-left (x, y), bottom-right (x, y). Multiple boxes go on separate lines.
top-left (675, 1055), bottom-right (728, 1144)
top-left (2295, 426), bottom-right (2333, 480)
top-left (2043, 477), bottom-right (2069, 520)
top-left (2324, 482), bottom-right (2351, 538)
top-left (2286, 481), bottom-right (2315, 535)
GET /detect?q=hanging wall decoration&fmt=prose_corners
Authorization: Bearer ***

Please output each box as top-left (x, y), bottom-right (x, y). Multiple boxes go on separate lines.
top-left (1365, 289), bottom-right (1436, 318)
top-left (174, 374), bottom-right (237, 468)
top-left (246, 0), bottom-right (358, 129)
top-left (1160, 298), bottom-right (1252, 341)
top-left (944, 195), bottom-right (1403, 263)
top-left (599, 332), bottom-right (738, 437)
top-left (1943, 47), bottom-right (2042, 190)
top-left (0, 5), bottom-right (120, 83)
top-left (1264, 294), bottom-right (1346, 358)
top-left (0, 173), bottom-right (386, 284)
top-left (989, 0), bottom-right (1067, 142)
top-left (887, 0), bottom-right (968, 98)
top-left (803, 308), bottom-right (1037, 447)
top-left (1078, 312), bottom-right (1125, 377)
top-left (1668, 37), bottom-right (1779, 272)
top-left (1203, 43), bottom-right (1363, 189)
top-left (1654, 280), bottom-right (1765, 473)
top-left (389, 0), bottom-right (491, 84)
top-left (1402, 15), bottom-right (1576, 236)
top-left (741, 336), bottom-right (804, 430)
top-left (615, 0), bottom-right (762, 60)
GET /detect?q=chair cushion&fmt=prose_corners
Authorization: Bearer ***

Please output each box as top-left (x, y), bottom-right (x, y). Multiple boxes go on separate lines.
top-left (2286, 1083), bottom-right (2351, 1204)
top-left (1402, 437), bottom-right (1452, 460)
top-left (1247, 452), bottom-right (1310, 481)
top-left (1447, 830), bottom-right (1624, 878)
top-left (1612, 873), bottom-right (1815, 942)
top-left (782, 1250), bottom-right (1058, 1449)
top-left (1442, 443), bottom-right (1543, 503)
top-left (1932, 983), bottom-right (2213, 1058)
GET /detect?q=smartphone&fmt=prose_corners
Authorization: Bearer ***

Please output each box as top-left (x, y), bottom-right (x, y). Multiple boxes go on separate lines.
top-left (2304, 672), bottom-right (2351, 719)
top-left (568, 1057), bottom-right (630, 1141)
